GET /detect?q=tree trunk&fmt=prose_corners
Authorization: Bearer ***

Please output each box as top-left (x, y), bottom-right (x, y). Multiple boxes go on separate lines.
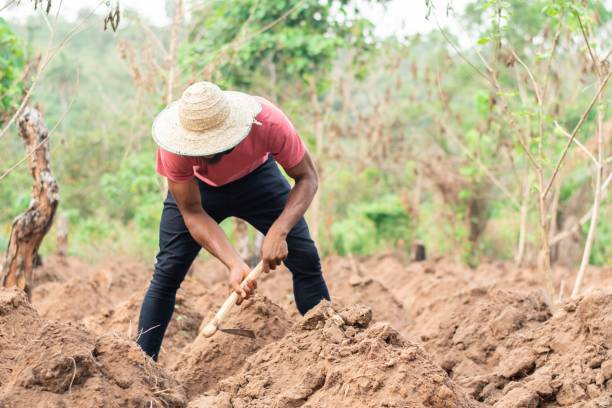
top-left (1, 107), bottom-right (59, 298)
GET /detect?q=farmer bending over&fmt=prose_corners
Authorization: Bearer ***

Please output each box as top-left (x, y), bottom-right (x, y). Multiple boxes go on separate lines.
top-left (137, 81), bottom-right (331, 360)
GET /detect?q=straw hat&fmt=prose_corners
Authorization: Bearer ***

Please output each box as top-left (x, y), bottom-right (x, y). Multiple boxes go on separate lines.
top-left (152, 81), bottom-right (262, 156)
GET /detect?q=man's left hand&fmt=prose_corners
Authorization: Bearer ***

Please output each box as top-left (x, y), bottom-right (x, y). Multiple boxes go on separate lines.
top-left (261, 228), bottom-right (288, 273)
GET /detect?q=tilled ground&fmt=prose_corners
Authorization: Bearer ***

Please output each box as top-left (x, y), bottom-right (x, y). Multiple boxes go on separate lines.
top-left (0, 253), bottom-right (610, 407)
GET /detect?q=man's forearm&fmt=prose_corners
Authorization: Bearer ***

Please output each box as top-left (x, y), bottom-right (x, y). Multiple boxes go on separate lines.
top-left (270, 175), bottom-right (318, 236)
top-left (183, 211), bottom-right (243, 269)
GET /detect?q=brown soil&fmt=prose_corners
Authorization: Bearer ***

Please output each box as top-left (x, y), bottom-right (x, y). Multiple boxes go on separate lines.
top-left (33, 255), bottom-right (152, 303)
top-left (0, 288), bottom-right (185, 407)
top-left (173, 294), bottom-right (291, 398)
top-left (32, 277), bottom-right (114, 321)
top-left (199, 301), bottom-right (480, 408)
top-left (257, 257), bottom-right (411, 330)
top-left (413, 286), bottom-right (551, 379)
top-left (362, 253), bottom-right (473, 308)
top-left (466, 290), bottom-right (612, 407)
top-left (32, 255), bottom-right (90, 285)
top-left (1, 253), bottom-right (611, 407)
top-left (0, 289), bottom-right (40, 388)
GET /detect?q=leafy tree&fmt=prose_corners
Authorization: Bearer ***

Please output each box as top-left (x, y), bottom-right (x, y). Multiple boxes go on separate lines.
top-left (182, 0), bottom-right (384, 90)
top-left (0, 17), bottom-right (24, 125)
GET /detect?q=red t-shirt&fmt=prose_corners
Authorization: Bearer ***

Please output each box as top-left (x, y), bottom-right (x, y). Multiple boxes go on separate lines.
top-left (156, 97), bottom-right (306, 186)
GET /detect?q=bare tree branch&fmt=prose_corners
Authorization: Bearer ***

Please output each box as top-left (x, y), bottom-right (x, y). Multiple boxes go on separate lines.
top-left (433, 13), bottom-right (493, 86)
top-left (511, 50), bottom-right (542, 105)
top-left (543, 70), bottom-right (612, 198)
top-left (553, 121), bottom-right (599, 166)
top-left (578, 15), bottom-right (602, 77)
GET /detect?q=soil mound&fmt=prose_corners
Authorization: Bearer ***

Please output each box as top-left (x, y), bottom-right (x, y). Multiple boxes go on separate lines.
top-left (201, 301), bottom-right (479, 408)
top-left (32, 255), bottom-right (152, 303)
top-left (83, 276), bottom-right (224, 367)
top-left (82, 291), bottom-right (144, 338)
top-left (0, 319), bottom-right (186, 407)
top-left (32, 255), bottom-right (90, 286)
top-left (469, 290), bottom-right (612, 407)
top-left (413, 286), bottom-right (551, 380)
top-left (31, 277), bottom-right (114, 321)
top-left (173, 294), bottom-right (291, 398)
top-left (88, 257), bottom-right (152, 304)
top-left (0, 289), bottom-right (41, 387)
top-left (362, 254), bottom-right (474, 308)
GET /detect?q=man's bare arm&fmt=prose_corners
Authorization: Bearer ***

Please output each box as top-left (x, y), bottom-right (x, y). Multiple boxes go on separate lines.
top-left (261, 150), bottom-right (319, 271)
top-left (168, 179), bottom-right (255, 302)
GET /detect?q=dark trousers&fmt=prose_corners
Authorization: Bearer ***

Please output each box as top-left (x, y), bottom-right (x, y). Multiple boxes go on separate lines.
top-left (137, 156), bottom-right (330, 360)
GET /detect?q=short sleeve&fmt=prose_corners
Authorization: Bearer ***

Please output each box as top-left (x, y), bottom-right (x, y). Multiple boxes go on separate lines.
top-left (156, 147), bottom-right (195, 182)
top-left (265, 103), bottom-right (306, 170)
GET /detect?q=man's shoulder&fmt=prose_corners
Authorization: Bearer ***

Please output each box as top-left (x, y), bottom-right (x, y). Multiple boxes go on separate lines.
top-left (158, 146), bottom-right (195, 164)
top-left (253, 96), bottom-right (291, 126)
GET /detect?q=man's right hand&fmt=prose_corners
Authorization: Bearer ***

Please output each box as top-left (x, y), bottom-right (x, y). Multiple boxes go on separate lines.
top-left (228, 262), bottom-right (257, 305)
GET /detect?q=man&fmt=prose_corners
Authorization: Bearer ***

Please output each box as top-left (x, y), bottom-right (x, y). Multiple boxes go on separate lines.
top-left (137, 81), bottom-right (330, 360)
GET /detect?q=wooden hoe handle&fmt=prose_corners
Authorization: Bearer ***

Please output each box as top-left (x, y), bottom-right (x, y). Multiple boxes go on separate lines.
top-left (201, 261), bottom-right (264, 337)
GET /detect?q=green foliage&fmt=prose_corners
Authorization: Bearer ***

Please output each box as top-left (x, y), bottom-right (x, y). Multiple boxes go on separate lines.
top-left (465, 0), bottom-right (611, 51)
top-left (182, 0), bottom-right (382, 89)
top-left (100, 151), bottom-right (161, 223)
top-left (0, 17), bottom-right (24, 123)
top-left (331, 216), bottom-right (377, 255)
top-left (331, 194), bottom-right (412, 255)
top-left (99, 151), bottom-right (163, 252)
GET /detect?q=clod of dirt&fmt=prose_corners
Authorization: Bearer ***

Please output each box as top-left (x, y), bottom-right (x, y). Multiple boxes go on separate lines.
top-left (0, 289), bottom-right (41, 387)
top-left (0, 319), bottom-right (186, 407)
top-left (258, 258), bottom-right (412, 329)
top-left (474, 290), bottom-right (612, 407)
top-left (173, 294), bottom-right (291, 398)
top-left (323, 257), bottom-right (411, 332)
top-left (203, 301), bottom-right (479, 408)
top-left (412, 286), bottom-right (551, 382)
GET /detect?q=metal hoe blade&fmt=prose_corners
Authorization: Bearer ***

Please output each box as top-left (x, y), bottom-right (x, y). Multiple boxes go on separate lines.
top-left (218, 327), bottom-right (256, 339)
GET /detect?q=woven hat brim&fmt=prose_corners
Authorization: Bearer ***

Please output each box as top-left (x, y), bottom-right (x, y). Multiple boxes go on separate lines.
top-left (152, 91), bottom-right (262, 156)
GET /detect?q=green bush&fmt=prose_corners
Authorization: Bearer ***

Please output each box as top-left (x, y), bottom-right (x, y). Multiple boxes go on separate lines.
top-left (331, 194), bottom-right (413, 255)
top-left (100, 151), bottom-right (162, 223)
top-left (331, 217), bottom-right (378, 255)
top-left (0, 17), bottom-right (24, 123)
